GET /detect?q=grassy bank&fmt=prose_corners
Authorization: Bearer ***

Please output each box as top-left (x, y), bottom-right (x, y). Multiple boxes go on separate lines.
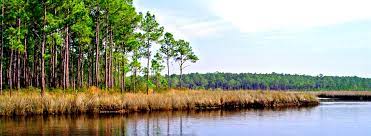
top-left (314, 91), bottom-right (371, 101)
top-left (0, 88), bottom-right (319, 116)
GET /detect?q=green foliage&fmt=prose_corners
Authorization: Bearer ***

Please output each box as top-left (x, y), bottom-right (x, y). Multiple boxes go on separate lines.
top-left (0, 0), bottom-right (199, 92)
top-left (140, 12), bottom-right (164, 47)
top-left (169, 72), bottom-right (371, 91)
top-left (175, 39), bottom-right (199, 64)
top-left (160, 32), bottom-right (176, 58)
top-left (151, 52), bottom-right (165, 75)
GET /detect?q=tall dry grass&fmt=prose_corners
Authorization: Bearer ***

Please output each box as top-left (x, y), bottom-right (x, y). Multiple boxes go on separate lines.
top-left (313, 91), bottom-right (371, 97)
top-left (0, 88), bottom-right (319, 116)
top-left (313, 91), bottom-right (371, 101)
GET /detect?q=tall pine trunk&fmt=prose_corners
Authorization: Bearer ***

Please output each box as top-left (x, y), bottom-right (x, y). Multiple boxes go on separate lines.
top-left (156, 74), bottom-right (160, 91)
top-left (133, 68), bottom-right (137, 92)
top-left (121, 48), bottom-right (126, 93)
top-left (179, 64), bottom-right (182, 88)
top-left (109, 26), bottom-right (113, 88)
top-left (88, 47), bottom-right (92, 86)
top-left (146, 41), bottom-right (150, 95)
top-left (64, 25), bottom-right (70, 89)
top-left (105, 43), bottom-right (108, 89)
top-left (41, 5), bottom-right (46, 96)
top-left (95, 7), bottom-right (100, 87)
top-left (32, 33), bottom-right (38, 87)
top-left (23, 28), bottom-right (29, 87)
top-left (50, 37), bottom-right (55, 88)
top-left (179, 55), bottom-right (183, 88)
top-left (63, 25), bottom-right (70, 90)
top-left (118, 59), bottom-right (121, 92)
top-left (71, 58), bottom-right (75, 91)
top-left (104, 38), bottom-right (108, 88)
top-left (17, 50), bottom-right (20, 90)
top-left (77, 44), bottom-right (82, 88)
top-left (104, 13), bottom-right (108, 89)
top-left (0, 2), bottom-right (3, 95)
top-left (167, 56), bottom-right (170, 88)
top-left (8, 49), bottom-right (13, 95)
top-left (12, 52), bottom-right (16, 90)
top-left (16, 19), bottom-right (21, 90)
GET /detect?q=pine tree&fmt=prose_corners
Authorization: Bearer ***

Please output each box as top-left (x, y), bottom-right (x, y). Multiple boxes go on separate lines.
top-left (174, 40), bottom-right (198, 88)
top-left (139, 12), bottom-right (163, 94)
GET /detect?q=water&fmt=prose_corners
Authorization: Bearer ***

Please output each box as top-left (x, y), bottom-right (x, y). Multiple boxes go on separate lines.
top-left (1, 102), bottom-right (371, 136)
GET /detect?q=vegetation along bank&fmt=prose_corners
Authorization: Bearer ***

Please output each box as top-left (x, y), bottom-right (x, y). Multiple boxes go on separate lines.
top-left (0, 88), bottom-right (319, 116)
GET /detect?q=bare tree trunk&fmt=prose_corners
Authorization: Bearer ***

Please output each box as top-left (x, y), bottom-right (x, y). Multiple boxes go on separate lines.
top-left (12, 53), bottom-right (16, 90)
top-left (156, 75), bottom-right (160, 90)
top-left (64, 25), bottom-right (70, 90)
top-left (133, 68), bottom-right (136, 92)
top-left (71, 58), bottom-right (75, 91)
top-left (105, 43), bottom-right (108, 89)
top-left (62, 32), bottom-right (66, 90)
top-left (51, 38), bottom-right (55, 88)
top-left (8, 49), bottom-right (13, 95)
top-left (81, 60), bottom-right (84, 87)
top-left (95, 7), bottom-right (100, 86)
top-left (66, 26), bottom-right (70, 89)
top-left (167, 57), bottom-right (170, 88)
top-left (105, 40), bottom-right (108, 88)
top-left (16, 19), bottom-right (21, 90)
top-left (179, 56), bottom-right (183, 88)
top-left (104, 14), bottom-right (108, 89)
top-left (180, 64), bottom-right (183, 88)
top-left (32, 37), bottom-right (37, 87)
top-left (108, 28), bottom-right (111, 88)
top-left (119, 60), bottom-right (122, 93)
top-left (23, 29), bottom-right (29, 87)
top-left (17, 50), bottom-right (20, 90)
top-left (58, 39), bottom-right (62, 88)
top-left (77, 44), bottom-right (81, 88)
top-left (41, 5), bottom-right (46, 96)
top-left (109, 26), bottom-right (113, 88)
top-left (90, 47), bottom-right (94, 86)
top-left (121, 49), bottom-right (126, 93)
top-left (146, 42), bottom-right (150, 95)
top-left (0, 2), bottom-right (3, 95)
top-left (88, 48), bottom-right (92, 86)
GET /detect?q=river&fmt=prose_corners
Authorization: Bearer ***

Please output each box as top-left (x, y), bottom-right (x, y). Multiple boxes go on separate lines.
top-left (0, 102), bottom-right (370, 136)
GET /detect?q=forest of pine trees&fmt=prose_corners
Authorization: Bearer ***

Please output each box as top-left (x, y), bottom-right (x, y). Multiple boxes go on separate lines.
top-left (173, 73), bottom-right (371, 91)
top-left (0, 0), bottom-right (199, 95)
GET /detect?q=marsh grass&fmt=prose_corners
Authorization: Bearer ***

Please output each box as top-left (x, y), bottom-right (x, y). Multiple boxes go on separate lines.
top-left (0, 88), bottom-right (319, 116)
top-left (313, 91), bottom-right (371, 101)
top-left (313, 91), bottom-right (371, 96)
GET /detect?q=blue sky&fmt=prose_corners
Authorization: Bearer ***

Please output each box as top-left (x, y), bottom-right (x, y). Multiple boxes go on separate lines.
top-left (134, 0), bottom-right (371, 78)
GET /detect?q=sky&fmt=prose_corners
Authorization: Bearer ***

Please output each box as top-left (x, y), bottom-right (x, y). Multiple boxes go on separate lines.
top-left (134, 0), bottom-right (371, 78)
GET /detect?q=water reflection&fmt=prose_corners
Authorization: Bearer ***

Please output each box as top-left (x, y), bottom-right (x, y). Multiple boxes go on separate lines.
top-left (0, 107), bottom-right (315, 136)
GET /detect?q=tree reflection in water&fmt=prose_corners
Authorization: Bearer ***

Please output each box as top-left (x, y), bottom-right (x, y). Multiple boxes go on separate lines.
top-left (0, 107), bottom-right (314, 136)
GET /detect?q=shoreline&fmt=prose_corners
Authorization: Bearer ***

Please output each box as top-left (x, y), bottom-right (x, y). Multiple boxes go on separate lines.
top-left (0, 90), bottom-right (319, 116)
top-left (313, 91), bottom-right (371, 101)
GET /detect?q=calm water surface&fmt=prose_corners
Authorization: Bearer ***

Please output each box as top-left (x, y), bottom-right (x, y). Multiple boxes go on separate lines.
top-left (1, 102), bottom-right (370, 136)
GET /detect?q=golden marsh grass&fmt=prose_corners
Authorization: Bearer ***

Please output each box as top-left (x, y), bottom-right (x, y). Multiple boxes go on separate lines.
top-left (313, 91), bottom-right (371, 101)
top-left (0, 88), bottom-right (319, 116)
top-left (313, 91), bottom-right (371, 97)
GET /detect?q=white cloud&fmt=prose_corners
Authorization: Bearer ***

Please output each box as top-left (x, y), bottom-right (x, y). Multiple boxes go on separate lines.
top-left (153, 13), bottom-right (230, 40)
top-left (178, 20), bottom-right (230, 38)
top-left (134, 1), bottom-right (230, 40)
top-left (209, 0), bottom-right (371, 32)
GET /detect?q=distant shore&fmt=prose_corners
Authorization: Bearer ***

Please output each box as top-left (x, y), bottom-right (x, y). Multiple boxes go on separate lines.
top-left (313, 91), bottom-right (371, 101)
top-left (0, 88), bottom-right (319, 116)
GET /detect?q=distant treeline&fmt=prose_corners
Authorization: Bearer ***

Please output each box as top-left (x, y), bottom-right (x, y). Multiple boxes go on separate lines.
top-left (169, 73), bottom-right (371, 91)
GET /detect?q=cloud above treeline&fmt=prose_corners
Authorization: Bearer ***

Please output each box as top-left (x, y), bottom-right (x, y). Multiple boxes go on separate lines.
top-left (208, 0), bottom-right (371, 32)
